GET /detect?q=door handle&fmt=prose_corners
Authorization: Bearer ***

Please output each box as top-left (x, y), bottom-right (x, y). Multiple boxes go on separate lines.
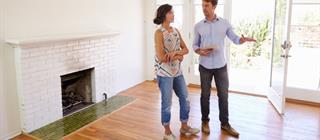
top-left (280, 41), bottom-right (292, 58)
top-left (281, 41), bottom-right (292, 50)
top-left (280, 54), bottom-right (292, 58)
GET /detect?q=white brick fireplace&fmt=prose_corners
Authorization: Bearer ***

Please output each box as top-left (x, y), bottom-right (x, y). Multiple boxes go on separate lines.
top-left (5, 32), bottom-right (120, 132)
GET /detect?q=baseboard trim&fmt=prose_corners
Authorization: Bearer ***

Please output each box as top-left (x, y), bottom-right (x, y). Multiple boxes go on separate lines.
top-left (145, 79), bottom-right (157, 83)
top-left (22, 131), bottom-right (44, 140)
top-left (1, 130), bottom-right (21, 140)
top-left (286, 98), bottom-right (320, 107)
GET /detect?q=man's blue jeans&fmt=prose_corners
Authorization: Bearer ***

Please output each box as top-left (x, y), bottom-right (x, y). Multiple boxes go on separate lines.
top-left (199, 64), bottom-right (229, 124)
top-left (157, 75), bottom-right (190, 126)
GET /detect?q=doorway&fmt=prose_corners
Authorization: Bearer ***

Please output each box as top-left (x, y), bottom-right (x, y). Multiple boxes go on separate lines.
top-left (229, 0), bottom-right (275, 96)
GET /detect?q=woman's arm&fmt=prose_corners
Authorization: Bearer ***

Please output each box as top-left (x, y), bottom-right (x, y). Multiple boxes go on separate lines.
top-left (176, 29), bottom-right (189, 56)
top-left (167, 29), bottom-right (188, 62)
top-left (155, 29), bottom-right (170, 63)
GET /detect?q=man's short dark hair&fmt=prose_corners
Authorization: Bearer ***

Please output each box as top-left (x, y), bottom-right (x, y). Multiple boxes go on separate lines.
top-left (203, 0), bottom-right (218, 6)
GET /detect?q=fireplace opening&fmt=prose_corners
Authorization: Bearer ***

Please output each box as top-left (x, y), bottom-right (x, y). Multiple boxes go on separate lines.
top-left (61, 68), bottom-right (94, 116)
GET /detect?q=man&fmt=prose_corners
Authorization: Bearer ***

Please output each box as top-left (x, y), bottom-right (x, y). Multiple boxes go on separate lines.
top-left (193, 0), bottom-right (256, 137)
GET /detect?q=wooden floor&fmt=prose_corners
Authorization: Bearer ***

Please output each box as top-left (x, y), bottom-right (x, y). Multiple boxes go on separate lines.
top-left (13, 81), bottom-right (320, 140)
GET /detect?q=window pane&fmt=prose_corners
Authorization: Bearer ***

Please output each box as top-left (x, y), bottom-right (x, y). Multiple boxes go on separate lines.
top-left (287, 4), bottom-right (320, 90)
top-left (291, 4), bottom-right (320, 26)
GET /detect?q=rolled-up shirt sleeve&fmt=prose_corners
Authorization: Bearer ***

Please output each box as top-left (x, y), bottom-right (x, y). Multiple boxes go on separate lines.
top-left (193, 25), bottom-right (201, 51)
top-left (226, 21), bottom-right (241, 45)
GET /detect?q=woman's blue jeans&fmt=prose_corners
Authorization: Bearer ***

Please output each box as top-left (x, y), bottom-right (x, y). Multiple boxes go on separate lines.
top-left (157, 75), bottom-right (190, 126)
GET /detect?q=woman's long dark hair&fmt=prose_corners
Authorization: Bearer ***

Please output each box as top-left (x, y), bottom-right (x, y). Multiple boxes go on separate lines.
top-left (153, 4), bottom-right (172, 25)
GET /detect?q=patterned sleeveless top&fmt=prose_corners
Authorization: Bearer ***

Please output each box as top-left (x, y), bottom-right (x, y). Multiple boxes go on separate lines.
top-left (155, 27), bottom-right (182, 77)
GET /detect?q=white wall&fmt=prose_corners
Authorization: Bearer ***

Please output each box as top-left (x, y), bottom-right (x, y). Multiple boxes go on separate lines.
top-left (0, 0), bottom-right (145, 139)
top-left (144, 0), bottom-right (157, 81)
top-left (4, 0), bottom-right (146, 93)
top-left (1, 0), bottom-right (21, 139)
top-left (0, 0), bottom-right (4, 137)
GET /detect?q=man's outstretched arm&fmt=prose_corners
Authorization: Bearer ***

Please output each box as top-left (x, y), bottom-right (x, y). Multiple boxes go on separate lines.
top-left (226, 22), bottom-right (256, 44)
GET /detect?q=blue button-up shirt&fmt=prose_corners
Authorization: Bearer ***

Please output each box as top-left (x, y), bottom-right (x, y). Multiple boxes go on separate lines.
top-left (193, 17), bottom-right (241, 69)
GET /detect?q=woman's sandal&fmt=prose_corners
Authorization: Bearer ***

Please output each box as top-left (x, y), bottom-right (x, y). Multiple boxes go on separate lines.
top-left (163, 133), bottom-right (176, 140)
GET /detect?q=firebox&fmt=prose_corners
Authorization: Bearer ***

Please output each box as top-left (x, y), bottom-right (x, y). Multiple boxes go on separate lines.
top-left (61, 68), bottom-right (94, 116)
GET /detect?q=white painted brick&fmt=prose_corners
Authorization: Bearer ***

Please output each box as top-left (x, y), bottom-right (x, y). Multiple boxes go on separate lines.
top-left (90, 39), bottom-right (100, 44)
top-left (53, 42), bottom-right (67, 49)
top-left (60, 46), bottom-right (73, 52)
top-left (17, 36), bottom-right (117, 132)
top-left (94, 42), bottom-right (104, 47)
top-left (46, 47), bottom-right (60, 55)
top-left (67, 41), bottom-right (78, 47)
top-left (79, 40), bottom-right (90, 45)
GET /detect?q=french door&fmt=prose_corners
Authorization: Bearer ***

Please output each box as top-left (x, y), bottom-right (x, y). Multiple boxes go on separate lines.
top-left (268, 0), bottom-right (320, 114)
top-left (268, 0), bottom-right (293, 115)
top-left (284, 0), bottom-right (320, 104)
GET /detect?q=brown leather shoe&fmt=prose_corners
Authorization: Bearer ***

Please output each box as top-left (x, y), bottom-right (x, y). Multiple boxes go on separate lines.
top-left (201, 122), bottom-right (210, 134)
top-left (221, 123), bottom-right (240, 137)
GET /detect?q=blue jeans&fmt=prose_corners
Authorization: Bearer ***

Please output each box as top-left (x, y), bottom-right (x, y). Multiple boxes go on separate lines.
top-left (199, 64), bottom-right (229, 124)
top-left (157, 75), bottom-right (190, 126)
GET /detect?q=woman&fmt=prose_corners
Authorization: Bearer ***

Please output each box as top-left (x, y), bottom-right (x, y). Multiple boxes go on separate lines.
top-left (153, 4), bottom-right (200, 140)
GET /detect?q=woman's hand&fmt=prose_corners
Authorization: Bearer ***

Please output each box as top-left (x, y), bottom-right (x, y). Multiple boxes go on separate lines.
top-left (162, 52), bottom-right (176, 62)
top-left (164, 52), bottom-right (184, 62)
top-left (176, 55), bottom-right (184, 62)
top-left (167, 52), bottom-right (177, 61)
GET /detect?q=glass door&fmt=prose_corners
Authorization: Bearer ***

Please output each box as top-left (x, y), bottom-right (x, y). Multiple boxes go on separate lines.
top-left (268, 0), bottom-right (293, 115)
top-left (285, 0), bottom-right (320, 103)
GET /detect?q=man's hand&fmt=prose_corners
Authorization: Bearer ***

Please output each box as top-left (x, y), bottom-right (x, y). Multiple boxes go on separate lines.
top-left (240, 35), bottom-right (256, 44)
top-left (195, 48), bottom-right (214, 56)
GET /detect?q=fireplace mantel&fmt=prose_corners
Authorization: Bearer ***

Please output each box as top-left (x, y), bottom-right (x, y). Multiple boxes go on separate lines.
top-left (5, 31), bottom-right (120, 47)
